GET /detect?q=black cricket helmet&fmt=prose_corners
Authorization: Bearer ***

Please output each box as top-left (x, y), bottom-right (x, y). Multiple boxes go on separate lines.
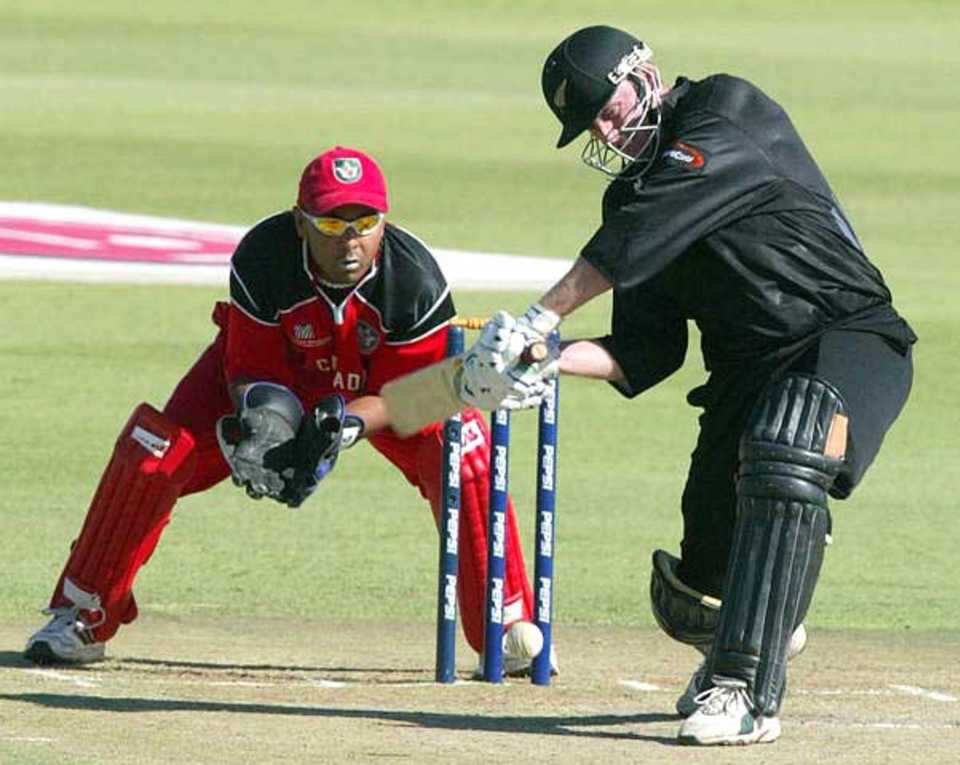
top-left (541, 25), bottom-right (663, 177)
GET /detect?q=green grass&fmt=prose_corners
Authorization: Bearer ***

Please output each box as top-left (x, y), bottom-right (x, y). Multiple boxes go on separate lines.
top-left (1, 1), bottom-right (958, 634)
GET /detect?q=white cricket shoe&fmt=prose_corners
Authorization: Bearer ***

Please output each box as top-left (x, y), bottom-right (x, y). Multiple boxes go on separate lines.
top-left (24, 607), bottom-right (105, 665)
top-left (472, 621), bottom-right (559, 679)
top-left (678, 679), bottom-right (781, 746)
top-left (675, 623), bottom-right (807, 716)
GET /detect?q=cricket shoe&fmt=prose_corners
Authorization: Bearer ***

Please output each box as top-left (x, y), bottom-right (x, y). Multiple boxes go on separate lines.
top-left (24, 606), bottom-right (105, 665)
top-left (472, 621), bottom-right (559, 679)
top-left (675, 623), bottom-right (807, 717)
top-left (677, 679), bottom-right (781, 746)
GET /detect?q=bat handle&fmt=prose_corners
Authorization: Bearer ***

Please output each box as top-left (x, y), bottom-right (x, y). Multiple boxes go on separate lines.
top-left (520, 341), bottom-right (548, 365)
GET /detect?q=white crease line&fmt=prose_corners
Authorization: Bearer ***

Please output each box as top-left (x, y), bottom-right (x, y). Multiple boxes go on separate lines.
top-left (889, 684), bottom-right (957, 703)
top-left (103, 677), bottom-right (282, 689)
top-left (0, 736), bottom-right (56, 743)
top-left (796, 689), bottom-right (887, 697)
top-left (619, 680), bottom-right (663, 691)
top-left (812, 720), bottom-right (959, 730)
top-left (101, 676), bottom-right (469, 690)
top-left (797, 687), bottom-right (957, 702)
top-left (302, 678), bottom-right (349, 688)
top-left (24, 668), bottom-right (100, 688)
top-left (620, 680), bottom-right (957, 703)
top-left (300, 678), bottom-right (473, 689)
top-left (196, 680), bottom-right (280, 688)
top-left (109, 678), bottom-right (281, 689)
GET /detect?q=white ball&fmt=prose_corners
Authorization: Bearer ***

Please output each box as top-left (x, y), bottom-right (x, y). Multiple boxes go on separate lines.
top-left (505, 621), bottom-right (544, 660)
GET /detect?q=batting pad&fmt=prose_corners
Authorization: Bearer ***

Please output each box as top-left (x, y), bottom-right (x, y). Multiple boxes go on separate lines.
top-left (709, 374), bottom-right (845, 715)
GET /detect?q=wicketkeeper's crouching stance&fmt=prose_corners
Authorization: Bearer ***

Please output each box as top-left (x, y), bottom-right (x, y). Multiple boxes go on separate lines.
top-left (25, 146), bottom-right (553, 677)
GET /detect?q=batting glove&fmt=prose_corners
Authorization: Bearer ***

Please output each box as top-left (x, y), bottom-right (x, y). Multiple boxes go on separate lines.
top-left (498, 304), bottom-right (561, 408)
top-left (458, 311), bottom-right (558, 411)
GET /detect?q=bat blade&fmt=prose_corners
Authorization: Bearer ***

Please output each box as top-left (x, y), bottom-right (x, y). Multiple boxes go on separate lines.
top-left (381, 341), bottom-right (549, 438)
top-left (381, 355), bottom-right (466, 437)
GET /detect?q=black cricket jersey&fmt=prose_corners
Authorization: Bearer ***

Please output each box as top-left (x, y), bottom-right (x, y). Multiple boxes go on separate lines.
top-left (583, 74), bottom-right (917, 397)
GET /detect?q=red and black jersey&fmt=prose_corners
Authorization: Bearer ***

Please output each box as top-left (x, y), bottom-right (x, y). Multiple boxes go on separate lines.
top-left (224, 211), bottom-right (455, 409)
top-left (585, 75), bottom-right (916, 396)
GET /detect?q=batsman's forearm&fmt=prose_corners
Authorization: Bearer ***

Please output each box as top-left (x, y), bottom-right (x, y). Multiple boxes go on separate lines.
top-left (558, 339), bottom-right (625, 382)
top-left (539, 256), bottom-right (612, 318)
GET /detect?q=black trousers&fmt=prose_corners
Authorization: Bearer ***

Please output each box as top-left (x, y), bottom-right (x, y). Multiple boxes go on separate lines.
top-left (677, 330), bottom-right (913, 598)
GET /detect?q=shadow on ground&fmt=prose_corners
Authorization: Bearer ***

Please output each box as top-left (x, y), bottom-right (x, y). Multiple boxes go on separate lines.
top-left (0, 692), bottom-right (678, 744)
top-left (1, 650), bottom-right (421, 675)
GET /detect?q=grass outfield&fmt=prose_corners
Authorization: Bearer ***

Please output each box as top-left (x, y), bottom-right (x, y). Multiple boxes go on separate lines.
top-left (1, 0), bottom-right (957, 652)
top-left (1, 279), bottom-right (955, 634)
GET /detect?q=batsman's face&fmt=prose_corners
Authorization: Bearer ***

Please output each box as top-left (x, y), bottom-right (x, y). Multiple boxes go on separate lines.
top-left (590, 79), bottom-right (644, 150)
top-left (296, 203), bottom-right (384, 287)
top-left (579, 69), bottom-right (663, 179)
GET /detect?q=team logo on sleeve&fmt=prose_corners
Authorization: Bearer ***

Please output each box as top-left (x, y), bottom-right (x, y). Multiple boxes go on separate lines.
top-left (356, 320), bottom-right (380, 354)
top-left (333, 157), bottom-right (362, 184)
top-left (662, 140), bottom-right (706, 170)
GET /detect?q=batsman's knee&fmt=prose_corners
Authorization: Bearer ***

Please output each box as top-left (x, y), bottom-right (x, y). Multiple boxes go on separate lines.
top-left (738, 373), bottom-right (848, 508)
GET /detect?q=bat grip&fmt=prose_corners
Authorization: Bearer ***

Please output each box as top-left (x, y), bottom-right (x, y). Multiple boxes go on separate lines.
top-left (520, 341), bottom-right (548, 365)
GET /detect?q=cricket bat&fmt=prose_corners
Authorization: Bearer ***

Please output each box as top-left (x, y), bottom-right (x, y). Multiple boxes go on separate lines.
top-left (382, 342), bottom-right (547, 437)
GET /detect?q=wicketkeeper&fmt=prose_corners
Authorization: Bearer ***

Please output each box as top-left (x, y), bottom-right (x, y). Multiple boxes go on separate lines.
top-left (25, 146), bottom-right (552, 677)
top-left (458, 26), bottom-right (916, 745)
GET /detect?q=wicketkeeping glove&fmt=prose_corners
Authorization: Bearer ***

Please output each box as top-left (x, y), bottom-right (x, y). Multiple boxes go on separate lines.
top-left (216, 383), bottom-right (305, 501)
top-left (217, 386), bottom-right (363, 508)
top-left (262, 394), bottom-right (361, 508)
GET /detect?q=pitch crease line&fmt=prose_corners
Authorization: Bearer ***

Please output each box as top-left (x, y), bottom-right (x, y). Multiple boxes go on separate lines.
top-left (24, 668), bottom-right (100, 688)
top-left (889, 684), bottom-right (957, 703)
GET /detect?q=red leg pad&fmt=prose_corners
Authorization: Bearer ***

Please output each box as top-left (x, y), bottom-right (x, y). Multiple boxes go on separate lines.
top-left (51, 403), bottom-right (197, 641)
top-left (416, 408), bottom-right (534, 654)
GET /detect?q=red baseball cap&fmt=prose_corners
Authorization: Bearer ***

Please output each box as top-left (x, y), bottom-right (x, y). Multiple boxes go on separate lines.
top-left (297, 146), bottom-right (389, 215)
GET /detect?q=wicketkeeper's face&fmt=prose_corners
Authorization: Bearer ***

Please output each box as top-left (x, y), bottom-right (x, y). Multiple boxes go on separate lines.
top-left (295, 203), bottom-right (384, 287)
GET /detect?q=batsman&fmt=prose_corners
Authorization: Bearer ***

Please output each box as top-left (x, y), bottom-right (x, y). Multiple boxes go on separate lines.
top-left (24, 146), bottom-right (551, 677)
top-left (459, 26), bottom-right (916, 745)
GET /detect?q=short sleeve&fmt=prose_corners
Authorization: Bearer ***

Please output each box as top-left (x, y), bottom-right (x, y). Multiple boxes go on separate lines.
top-left (581, 111), bottom-right (776, 290)
top-left (600, 286), bottom-right (688, 397)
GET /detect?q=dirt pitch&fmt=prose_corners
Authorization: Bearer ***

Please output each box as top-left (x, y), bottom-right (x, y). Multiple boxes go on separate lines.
top-left (1, 617), bottom-right (957, 764)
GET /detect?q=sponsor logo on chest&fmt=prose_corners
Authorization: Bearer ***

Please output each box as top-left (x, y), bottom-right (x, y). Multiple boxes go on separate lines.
top-left (290, 323), bottom-right (332, 348)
